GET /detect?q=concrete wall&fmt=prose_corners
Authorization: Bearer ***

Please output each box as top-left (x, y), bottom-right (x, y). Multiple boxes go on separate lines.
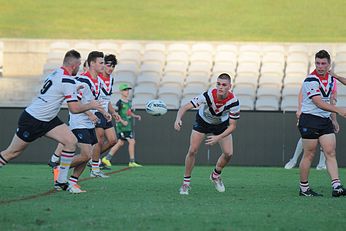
top-left (1, 108), bottom-right (346, 167)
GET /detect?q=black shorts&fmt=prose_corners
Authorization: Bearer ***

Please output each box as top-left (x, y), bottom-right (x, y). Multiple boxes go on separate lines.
top-left (193, 114), bottom-right (229, 135)
top-left (16, 110), bottom-right (64, 142)
top-left (72, 128), bottom-right (98, 145)
top-left (95, 112), bottom-right (113, 129)
top-left (298, 113), bottom-right (334, 139)
top-left (117, 131), bottom-right (133, 140)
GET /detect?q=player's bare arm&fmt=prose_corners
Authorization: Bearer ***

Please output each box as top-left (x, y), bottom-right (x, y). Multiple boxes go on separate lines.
top-left (311, 95), bottom-right (346, 117)
top-left (67, 100), bottom-right (103, 114)
top-left (174, 102), bottom-right (194, 131)
top-left (85, 110), bottom-right (99, 124)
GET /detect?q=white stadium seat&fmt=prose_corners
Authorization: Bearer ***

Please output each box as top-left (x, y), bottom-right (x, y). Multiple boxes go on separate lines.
top-left (257, 86), bottom-right (281, 99)
top-left (233, 85), bottom-right (256, 100)
top-left (262, 45), bottom-right (285, 54)
top-left (183, 85), bottom-right (205, 98)
top-left (134, 84), bottom-right (157, 99)
top-left (237, 63), bottom-right (260, 76)
top-left (234, 74), bottom-right (259, 89)
top-left (287, 45), bottom-right (308, 56)
top-left (188, 63), bottom-right (212, 78)
top-left (255, 96), bottom-right (280, 111)
top-left (215, 44), bottom-right (238, 53)
top-left (166, 52), bottom-right (189, 66)
top-left (237, 96), bottom-right (255, 110)
top-left (191, 43), bottom-right (214, 53)
top-left (164, 63), bottom-right (188, 77)
top-left (185, 74), bottom-right (210, 89)
top-left (212, 63), bottom-right (236, 77)
top-left (120, 42), bottom-right (143, 53)
top-left (214, 51), bottom-right (237, 64)
top-left (142, 51), bottom-right (166, 67)
top-left (49, 41), bottom-right (71, 52)
top-left (258, 75), bottom-right (283, 88)
top-left (158, 85), bottom-right (182, 98)
top-left (73, 42), bottom-right (97, 59)
top-left (136, 73), bottom-right (161, 88)
top-left (167, 43), bottom-right (190, 53)
top-left (239, 45), bottom-right (261, 53)
top-left (97, 42), bottom-right (119, 55)
top-left (160, 74), bottom-right (185, 88)
top-left (281, 96), bottom-right (299, 111)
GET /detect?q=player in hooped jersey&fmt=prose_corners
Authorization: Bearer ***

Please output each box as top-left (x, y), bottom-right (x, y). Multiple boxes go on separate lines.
top-left (174, 73), bottom-right (240, 195)
top-left (298, 50), bottom-right (346, 197)
top-left (0, 50), bottom-right (103, 192)
top-left (94, 54), bottom-right (120, 169)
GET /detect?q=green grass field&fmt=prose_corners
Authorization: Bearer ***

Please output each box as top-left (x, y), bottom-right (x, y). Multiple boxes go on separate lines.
top-left (1, 164), bottom-right (346, 231)
top-left (1, 0), bottom-right (346, 42)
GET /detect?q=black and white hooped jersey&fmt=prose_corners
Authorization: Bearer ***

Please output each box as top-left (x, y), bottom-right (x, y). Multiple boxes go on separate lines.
top-left (25, 67), bottom-right (78, 122)
top-left (190, 88), bottom-right (240, 124)
top-left (68, 73), bottom-right (101, 129)
top-left (301, 70), bottom-right (335, 118)
top-left (98, 73), bottom-right (114, 112)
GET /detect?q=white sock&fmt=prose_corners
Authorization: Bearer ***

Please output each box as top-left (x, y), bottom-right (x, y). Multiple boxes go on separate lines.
top-left (183, 176), bottom-right (191, 186)
top-left (68, 176), bottom-right (78, 186)
top-left (57, 150), bottom-right (74, 183)
top-left (51, 153), bottom-right (60, 163)
top-left (300, 181), bottom-right (309, 192)
top-left (91, 160), bottom-right (100, 172)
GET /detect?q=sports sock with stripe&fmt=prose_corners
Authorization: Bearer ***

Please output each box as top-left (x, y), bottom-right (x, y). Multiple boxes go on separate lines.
top-left (57, 150), bottom-right (74, 183)
top-left (183, 176), bottom-right (191, 186)
top-left (212, 168), bottom-right (222, 179)
top-left (68, 176), bottom-right (79, 186)
top-left (91, 160), bottom-right (100, 172)
top-left (300, 181), bottom-right (309, 192)
top-left (332, 179), bottom-right (341, 189)
top-left (51, 153), bottom-right (60, 163)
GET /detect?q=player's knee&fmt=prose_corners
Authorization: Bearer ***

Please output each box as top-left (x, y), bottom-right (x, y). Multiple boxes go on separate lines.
top-left (118, 140), bottom-right (125, 146)
top-left (62, 136), bottom-right (78, 150)
top-left (188, 147), bottom-right (198, 156)
top-left (223, 152), bottom-right (233, 161)
top-left (324, 151), bottom-right (336, 159)
top-left (109, 138), bottom-right (117, 146)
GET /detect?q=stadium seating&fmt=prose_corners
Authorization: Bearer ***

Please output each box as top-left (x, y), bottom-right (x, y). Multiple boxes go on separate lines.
top-left (0, 77), bottom-right (42, 107)
top-left (4, 40), bottom-right (346, 111)
top-left (0, 41), bottom-right (3, 77)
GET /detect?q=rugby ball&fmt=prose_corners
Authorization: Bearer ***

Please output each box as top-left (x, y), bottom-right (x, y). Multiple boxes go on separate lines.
top-left (145, 99), bottom-right (167, 116)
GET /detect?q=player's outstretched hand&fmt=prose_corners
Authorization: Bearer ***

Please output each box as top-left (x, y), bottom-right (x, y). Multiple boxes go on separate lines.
top-left (174, 120), bottom-right (182, 131)
top-left (205, 135), bottom-right (220, 146)
top-left (336, 107), bottom-right (346, 118)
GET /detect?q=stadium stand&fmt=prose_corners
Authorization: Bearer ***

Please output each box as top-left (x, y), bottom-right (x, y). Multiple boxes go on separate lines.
top-left (2, 40), bottom-right (346, 111)
top-left (0, 41), bottom-right (4, 77)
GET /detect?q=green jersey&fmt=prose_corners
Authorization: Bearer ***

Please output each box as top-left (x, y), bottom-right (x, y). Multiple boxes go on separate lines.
top-left (115, 99), bottom-right (133, 132)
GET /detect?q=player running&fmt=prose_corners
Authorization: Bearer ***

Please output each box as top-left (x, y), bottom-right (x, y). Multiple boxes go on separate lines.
top-left (174, 73), bottom-right (240, 195)
top-left (0, 50), bottom-right (103, 192)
